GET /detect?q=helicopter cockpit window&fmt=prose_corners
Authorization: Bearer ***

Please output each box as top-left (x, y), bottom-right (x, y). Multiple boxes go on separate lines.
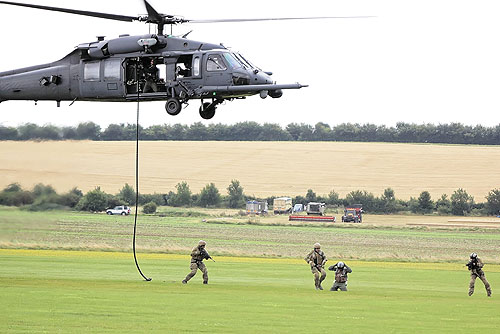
top-left (104, 59), bottom-right (121, 80)
top-left (83, 61), bottom-right (100, 81)
top-left (206, 54), bottom-right (227, 72)
top-left (223, 53), bottom-right (241, 69)
top-left (234, 53), bottom-right (255, 70)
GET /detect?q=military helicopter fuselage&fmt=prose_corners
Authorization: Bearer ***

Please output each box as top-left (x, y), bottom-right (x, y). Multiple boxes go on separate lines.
top-left (1, 0), bottom-right (371, 119)
top-left (0, 33), bottom-right (304, 119)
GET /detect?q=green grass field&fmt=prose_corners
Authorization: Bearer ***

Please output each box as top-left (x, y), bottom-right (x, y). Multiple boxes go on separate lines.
top-left (1, 249), bottom-right (498, 333)
top-left (1, 207), bottom-right (500, 333)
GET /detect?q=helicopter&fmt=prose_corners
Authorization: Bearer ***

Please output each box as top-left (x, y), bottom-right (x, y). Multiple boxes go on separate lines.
top-left (0, 1), bottom-right (371, 120)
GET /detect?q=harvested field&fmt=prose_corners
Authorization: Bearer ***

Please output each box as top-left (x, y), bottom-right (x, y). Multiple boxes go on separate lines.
top-left (1, 140), bottom-right (499, 199)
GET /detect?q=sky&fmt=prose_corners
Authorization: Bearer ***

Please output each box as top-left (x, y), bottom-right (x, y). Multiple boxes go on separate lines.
top-left (1, 0), bottom-right (500, 128)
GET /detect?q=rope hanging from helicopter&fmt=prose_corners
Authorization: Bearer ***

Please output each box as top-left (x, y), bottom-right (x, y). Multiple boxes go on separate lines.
top-left (132, 58), bottom-right (152, 282)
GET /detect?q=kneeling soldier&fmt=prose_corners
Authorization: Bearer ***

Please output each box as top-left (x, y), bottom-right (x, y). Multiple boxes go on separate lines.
top-left (304, 243), bottom-right (327, 290)
top-left (467, 253), bottom-right (492, 297)
top-left (182, 240), bottom-right (211, 284)
top-left (328, 261), bottom-right (352, 291)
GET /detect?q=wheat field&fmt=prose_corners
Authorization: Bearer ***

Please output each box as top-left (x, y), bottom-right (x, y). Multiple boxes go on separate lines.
top-left (1, 140), bottom-right (499, 199)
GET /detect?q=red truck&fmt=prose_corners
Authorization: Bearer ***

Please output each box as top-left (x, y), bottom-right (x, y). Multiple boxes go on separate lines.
top-left (341, 204), bottom-right (362, 223)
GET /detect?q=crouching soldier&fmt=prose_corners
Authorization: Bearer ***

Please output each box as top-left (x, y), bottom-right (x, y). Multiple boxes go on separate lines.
top-left (182, 240), bottom-right (211, 284)
top-left (467, 253), bottom-right (492, 297)
top-left (304, 243), bottom-right (327, 290)
top-left (328, 261), bottom-right (352, 291)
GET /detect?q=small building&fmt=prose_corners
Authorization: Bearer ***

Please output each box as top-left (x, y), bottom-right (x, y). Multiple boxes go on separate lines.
top-left (246, 200), bottom-right (268, 215)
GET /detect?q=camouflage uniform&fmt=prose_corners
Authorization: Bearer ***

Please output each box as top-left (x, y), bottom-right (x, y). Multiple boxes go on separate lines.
top-left (328, 262), bottom-right (352, 291)
top-left (182, 241), bottom-right (210, 284)
top-left (304, 243), bottom-right (327, 290)
top-left (467, 256), bottom-right (492, 297)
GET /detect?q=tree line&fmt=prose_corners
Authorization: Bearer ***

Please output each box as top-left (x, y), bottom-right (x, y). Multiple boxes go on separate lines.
top-left (1, 122), bottom-right (500, 145)
top-left (1, 181), bottom-right (499, 216)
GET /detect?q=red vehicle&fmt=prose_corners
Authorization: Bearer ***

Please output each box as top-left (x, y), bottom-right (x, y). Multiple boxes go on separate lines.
top-left (341, 204), bottom-right (362, 223)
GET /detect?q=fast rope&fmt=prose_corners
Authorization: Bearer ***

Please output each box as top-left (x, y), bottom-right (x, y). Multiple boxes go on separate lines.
top-left (133, 58), bottom-right (152, 281)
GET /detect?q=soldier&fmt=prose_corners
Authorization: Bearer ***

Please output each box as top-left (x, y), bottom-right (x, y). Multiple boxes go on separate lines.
top-left (182, 240), bottom-right (211, 284)
top-left (143, 58), bottom-right (159, 93)
top-left (328, 261), bottom-right (352, 291)
top-left (304, 243), bottom-right (327, 290)
top-left (467, 253), bottom-right (492, 297)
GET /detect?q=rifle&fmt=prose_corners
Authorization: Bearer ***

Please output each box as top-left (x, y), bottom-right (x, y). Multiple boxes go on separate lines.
top-left (200, 248), bottom-right (215, 262)
top-left (465, 260), bottom-right (479, 272)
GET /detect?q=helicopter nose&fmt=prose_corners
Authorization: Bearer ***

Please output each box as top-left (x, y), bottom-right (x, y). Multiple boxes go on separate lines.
top-left (253, 71), bottom-right (273, 85)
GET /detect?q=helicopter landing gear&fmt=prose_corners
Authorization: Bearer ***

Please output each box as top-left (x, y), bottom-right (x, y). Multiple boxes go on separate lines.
top-left (199, 99), bottom-right (222, 120)
top-left (165, 98), bottom-right (182, 116)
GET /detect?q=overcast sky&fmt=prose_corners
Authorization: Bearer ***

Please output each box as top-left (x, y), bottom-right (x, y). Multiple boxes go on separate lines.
top-left (1, 0), bottom-right (500, 128)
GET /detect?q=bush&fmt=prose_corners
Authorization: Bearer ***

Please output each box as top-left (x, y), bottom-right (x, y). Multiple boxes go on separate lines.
top-left (417, 191), bottom-right (434, 214)
top-left (169, 181), bottom-right (192, 207)
top-left (139, 193), bottom-right (166, 206)
top-left (485, 189), bottom-right (500, 216)
top-left (118, 183), bottom-right (136, 206)
top-left (142, 202), bottom-right (157, 214)
top-left (0, 183), bottom-right (34, 206)
top-left (227, 180), bottom-right (245, 209)
top-left (57, 187), bottom-right (83, 208)
top-left (76, 187), bottom-right (108, 212)
top-left (199, 183), bottom-right (221, 207)
top-left (451, 188), bottom-right (474, 216)
top-left (345, 190), bottom-right (376, 212)
top-left (436, 194), bottom-right (451, 215)
top-left (22, 202), bottom-right (68, 212)
top-left (32, 183), bottom-right (57, 197)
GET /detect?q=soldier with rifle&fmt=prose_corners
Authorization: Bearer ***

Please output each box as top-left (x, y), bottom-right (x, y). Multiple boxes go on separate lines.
top-left (182, 240), bottom-right (214, 285)
top-left (304, 243), bottom-right (328, 290)
top-left (328, 261), bottom-right (352, 291)
top-left (466, 253), bottom-right (492, 297)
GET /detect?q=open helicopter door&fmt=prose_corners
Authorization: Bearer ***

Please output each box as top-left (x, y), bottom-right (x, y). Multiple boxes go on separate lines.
top-left (80, 58), bottom-right (125, 99)
top-left (174, 52), bottom-right (203, 89)
top-left (125, 56), bottom-right (168, 97)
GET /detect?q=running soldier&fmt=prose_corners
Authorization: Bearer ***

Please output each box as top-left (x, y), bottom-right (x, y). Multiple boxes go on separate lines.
top-left (182, 240), bottom-right (211, 284)
top-left (328, 261), bottom-right (352, 291)
top-left (466, 253), bottom-right (492, 297)
top-left (304, 243), bottom-right (327, 290)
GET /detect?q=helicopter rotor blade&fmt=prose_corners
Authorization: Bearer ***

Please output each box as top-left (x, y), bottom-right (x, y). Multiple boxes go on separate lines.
top-left (143, 0), bottom-right (165, 22)
top-left (187, 16), bottom-right (375, 24)
top-left (0, 1), bottom-right (138, 23)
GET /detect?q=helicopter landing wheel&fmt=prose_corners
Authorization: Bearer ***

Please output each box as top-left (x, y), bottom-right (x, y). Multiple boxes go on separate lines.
top-left (165, 98), bottom-right (182, 116)
top-left (199, 102), bottom-right (216, 120)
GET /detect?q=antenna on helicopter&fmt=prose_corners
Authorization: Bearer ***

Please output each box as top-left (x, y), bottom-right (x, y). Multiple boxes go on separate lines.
top-left (182, 30), bottom-right (193, 39)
